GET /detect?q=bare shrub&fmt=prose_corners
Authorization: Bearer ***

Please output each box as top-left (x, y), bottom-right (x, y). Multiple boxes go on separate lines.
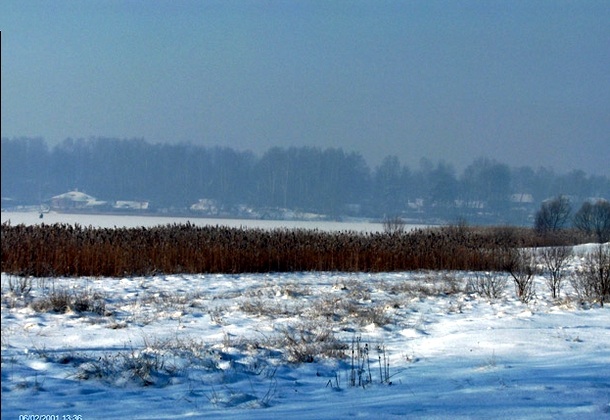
top-left (74, 355), bottom-right (116, 381)
top-left (277, 282), bottom-right (311, 298)
top-left (239, 298), bottom-right (295, 318)
top-left (74, 290), bottom-right (107, 315)
top-left (341, 278), bottom-right (372, 301)
top-left (208, 306), bottom-right (226, 325)
top-left (410, 272), bottom-right (465, 296)
top-left (382, 216), bottom-right (406, 234)
top-left (119, 342), bottom-right (177, 386)
top-left (2, 276), bottom-right (33, 309)
top-left (239, 298), bottom-right (269, 316)
top-left (310, 295), bottom-right (350, 322)
top-left (73, 337), bottom-right (181, 386)
top-left (5, 276), bottom-right (33, 297)
top-left (569, 271), bottom-right (594, 304)
top-left (505, 248), bottom-right (539, 303)
top-left (309, 291), bottom-right (391, 327)
top-left (30, 287), bottom-right (107, 315)
top-left (278, 322), bottom-right (347, 363)
top-left (466, 272), bottom-right (507, 299)
top-left (571, 245), bottom-right (610, 306)
top-left (381, 273), bottom-right (458, 298)
top-left (31, 288), bottom-right (71, 313)
top-left (437, 272), bottom-right (464, 295)
top-left (354, 304), bottom-right (392, 327)
top-left (538, 246), bottom-right (572, 299)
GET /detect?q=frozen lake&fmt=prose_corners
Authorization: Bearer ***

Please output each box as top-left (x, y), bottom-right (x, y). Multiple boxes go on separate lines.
top-left (0, 211), bottom-right (427, 233)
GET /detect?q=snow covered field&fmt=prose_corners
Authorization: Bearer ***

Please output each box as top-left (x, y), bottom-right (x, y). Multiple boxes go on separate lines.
top-left (2, 243), bottom-right (609, 419)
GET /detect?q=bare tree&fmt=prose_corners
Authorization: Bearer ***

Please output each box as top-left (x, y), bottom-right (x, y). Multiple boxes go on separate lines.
top-left (573, 200), bottom-right (610, 243)
top-left (506, 248), bottom-right (539, 303)
top-left (538, 246), bottom-right (572, 299)
top-left (382, 216), bottom-right (406, 235)
top-left (535, 195), bottom-right (572, 234)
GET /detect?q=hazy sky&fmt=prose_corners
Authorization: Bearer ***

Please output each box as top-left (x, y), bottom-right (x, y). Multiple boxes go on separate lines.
top-left (2, 0), bottom-right (609, 175)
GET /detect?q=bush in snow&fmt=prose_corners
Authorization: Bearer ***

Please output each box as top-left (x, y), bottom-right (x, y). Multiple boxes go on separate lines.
top-left (278, 322), bottom-right (347, 363)
top-left (466, 271), bottom-right (507, 299)
top-left (30, 286), bottom-right (107, 315)
top-left (505, 248), bottom-right (539, 303)
top-left (538, 246), bottom-right (572, 299)
top-left (570, 244), bottom-right (610, 306)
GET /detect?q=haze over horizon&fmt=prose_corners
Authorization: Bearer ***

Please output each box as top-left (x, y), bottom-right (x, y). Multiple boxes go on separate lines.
top-left (2, 0), bottom-right (609, 176)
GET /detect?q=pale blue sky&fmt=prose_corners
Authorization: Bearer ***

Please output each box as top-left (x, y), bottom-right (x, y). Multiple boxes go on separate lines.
top-left (2, 0), bottom-right (609, 175)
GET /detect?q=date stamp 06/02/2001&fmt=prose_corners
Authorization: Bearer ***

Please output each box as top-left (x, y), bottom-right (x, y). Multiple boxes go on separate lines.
top-left (18, 416), bottom-right (83, 420)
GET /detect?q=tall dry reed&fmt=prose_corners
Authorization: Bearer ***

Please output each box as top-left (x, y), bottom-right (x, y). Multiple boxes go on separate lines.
top-left (1, 221), bottom-right (586, 277)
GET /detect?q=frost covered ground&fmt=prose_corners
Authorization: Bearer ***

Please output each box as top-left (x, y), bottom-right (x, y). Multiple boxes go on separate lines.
top-left (2, 243), bottom-right (609, 419)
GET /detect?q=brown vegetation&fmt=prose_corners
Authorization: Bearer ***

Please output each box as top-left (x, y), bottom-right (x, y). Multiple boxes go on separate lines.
top-left (1, 221), bottom-right (588, 277)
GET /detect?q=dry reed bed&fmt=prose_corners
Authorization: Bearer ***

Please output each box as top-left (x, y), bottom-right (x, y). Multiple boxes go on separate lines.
top-left (1, 221), bottom-right (584, 277)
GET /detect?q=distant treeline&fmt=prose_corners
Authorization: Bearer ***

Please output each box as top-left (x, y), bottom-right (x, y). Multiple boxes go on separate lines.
top-left (2, 137), bottom-right (609, 224)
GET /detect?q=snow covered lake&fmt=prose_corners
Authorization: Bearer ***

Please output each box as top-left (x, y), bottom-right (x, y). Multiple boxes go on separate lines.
top-left (2, 242), bottom-right (609, 419)
top-left (1, 211), bottom-right (398, 233)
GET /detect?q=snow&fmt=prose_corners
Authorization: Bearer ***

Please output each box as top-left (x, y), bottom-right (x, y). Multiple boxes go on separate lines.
top-left (3, 251), bottom-right (609, 419)
top-left (1, 214), bottom-right (609, 419)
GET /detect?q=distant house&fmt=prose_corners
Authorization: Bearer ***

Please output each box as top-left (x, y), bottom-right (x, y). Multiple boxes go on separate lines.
top-left (114, 200), bottom-right (149, 211)
top-left (407, 198), bottom-right (425, 211)
top-left (190, 198), bottom-right (219, 215)
top-left (49, 190), bottom-right (107, 211)
top-left (511, 193), bottom-right (534, 204)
